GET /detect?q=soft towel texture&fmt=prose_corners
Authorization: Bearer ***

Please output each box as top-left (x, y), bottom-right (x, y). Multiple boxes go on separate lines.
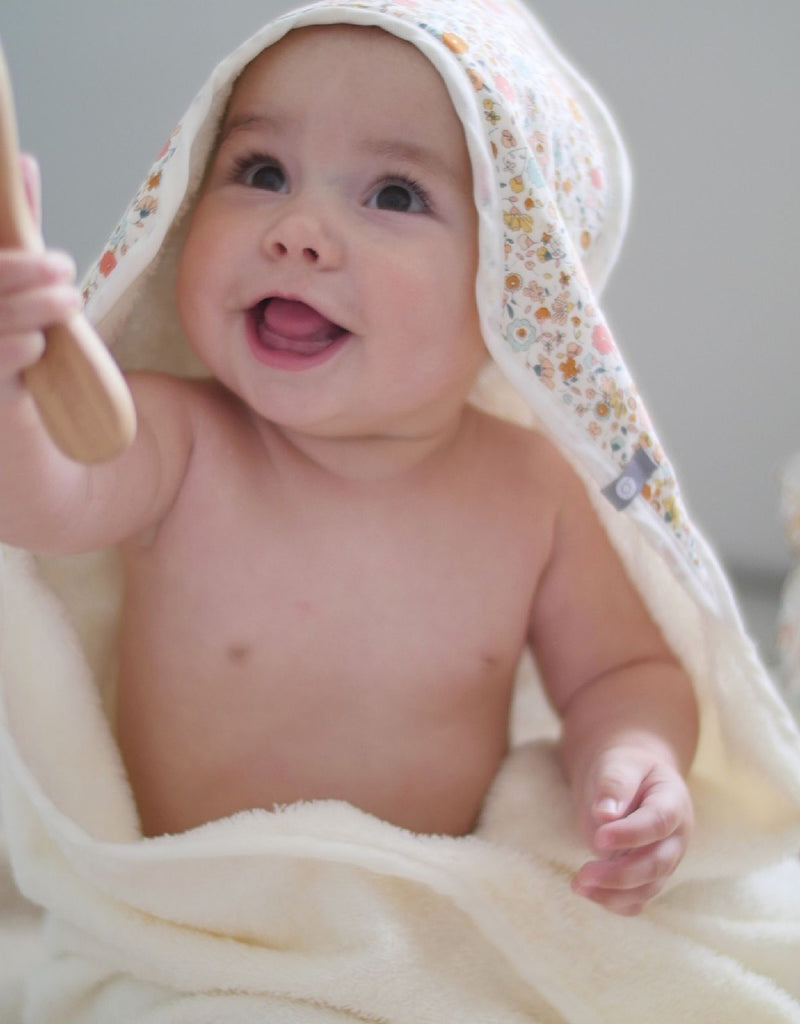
top-left (1, 1), bottom-right (800, 1020)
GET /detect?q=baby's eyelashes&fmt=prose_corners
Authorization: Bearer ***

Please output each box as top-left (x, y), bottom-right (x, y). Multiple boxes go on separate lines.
top-left (365, 177), bottom-right (431, 214)
top-left (230, 153), bottom-right (288, 192)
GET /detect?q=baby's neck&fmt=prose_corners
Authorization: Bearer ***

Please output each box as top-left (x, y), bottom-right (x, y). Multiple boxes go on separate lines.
top-left (254, 408), bottom-right (477, 488)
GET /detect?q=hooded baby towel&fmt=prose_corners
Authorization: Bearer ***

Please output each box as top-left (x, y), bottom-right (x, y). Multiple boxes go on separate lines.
top-left (2, 1), bottom-right (800, 1021)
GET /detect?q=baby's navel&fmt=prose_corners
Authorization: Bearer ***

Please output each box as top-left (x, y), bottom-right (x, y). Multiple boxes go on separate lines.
top-left (226, 642), bottom-right (252, 665)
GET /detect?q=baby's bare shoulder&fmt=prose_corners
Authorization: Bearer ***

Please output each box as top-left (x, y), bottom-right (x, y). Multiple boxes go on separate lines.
top-left (469, 409), bottom-right (578, 496)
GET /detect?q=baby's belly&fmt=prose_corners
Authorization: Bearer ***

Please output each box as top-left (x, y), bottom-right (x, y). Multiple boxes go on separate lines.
top-left (115, 653), bottom-right (514, 838)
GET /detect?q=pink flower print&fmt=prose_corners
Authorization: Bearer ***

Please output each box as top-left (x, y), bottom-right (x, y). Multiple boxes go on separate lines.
top-left (592, 324), bottom-right (615, 355)
top-left (494, 73), bottom-right (515, 103)
top-left (534, 355), bottom-right (555, 389)
top-left (524, 280), bottom-right (545, 303)
top-left (552, 292), bottom-right (570, 325)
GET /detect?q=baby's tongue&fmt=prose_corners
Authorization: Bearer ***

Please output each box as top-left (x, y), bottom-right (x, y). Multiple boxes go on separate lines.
top-left (259, 298), bottom-right (340, 352)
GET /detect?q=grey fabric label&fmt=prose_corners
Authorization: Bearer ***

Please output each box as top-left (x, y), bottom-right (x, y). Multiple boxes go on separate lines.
top-left (602, 447), bottom-right (658, 510)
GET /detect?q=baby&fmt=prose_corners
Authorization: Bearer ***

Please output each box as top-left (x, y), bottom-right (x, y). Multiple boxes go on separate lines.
top-left (0, 20), bottom-right (696, 917)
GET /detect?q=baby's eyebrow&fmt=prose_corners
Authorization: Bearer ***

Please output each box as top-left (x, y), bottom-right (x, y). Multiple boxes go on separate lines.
top-left (360, 138), bottom-right (463, 182)
top-left (218, 112), bottom-right (291, 145)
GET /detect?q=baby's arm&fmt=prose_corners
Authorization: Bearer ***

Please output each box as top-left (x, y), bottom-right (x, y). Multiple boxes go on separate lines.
top-left (528, 452), bottom-right (697, 916)
top-left (0, 158), bottom-right (194, 555)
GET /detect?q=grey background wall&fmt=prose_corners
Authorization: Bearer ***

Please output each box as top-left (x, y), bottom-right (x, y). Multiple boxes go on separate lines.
top-left (2, 1), bottom-right (798, 582)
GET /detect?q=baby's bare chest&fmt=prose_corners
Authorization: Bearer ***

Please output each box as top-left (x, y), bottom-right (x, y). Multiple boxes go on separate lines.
top-left (122, 483), bottom-right (540, 701)
top-left (114, 424), bottom-right (555, 833)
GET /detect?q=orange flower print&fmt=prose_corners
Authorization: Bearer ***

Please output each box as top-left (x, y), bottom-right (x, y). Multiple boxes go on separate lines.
top-left (558, 342), bottom-right (582, 384)
top-left (559, 354), bottom-right (580, 383)
top-left (442, 32), bottom-right (468, 54)
top-left (99, 250), bottom-right (117, 277)
top-left (534, 307), bottom-right (551, 323)
top-left (440, 31), bottom-right (465, 53)
top-left (505, 273), bottom-right (523, 292)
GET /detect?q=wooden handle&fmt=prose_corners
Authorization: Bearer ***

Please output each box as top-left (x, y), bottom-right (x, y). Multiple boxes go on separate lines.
top-left (0, 37), bottom-right (136, 463)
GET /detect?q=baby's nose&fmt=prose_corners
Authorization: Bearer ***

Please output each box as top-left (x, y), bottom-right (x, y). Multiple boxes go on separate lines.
top-left (262, 208), bottom-right (342, 267)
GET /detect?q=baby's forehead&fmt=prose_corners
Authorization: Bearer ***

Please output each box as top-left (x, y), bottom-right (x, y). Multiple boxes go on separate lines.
top-left (220, 23), bottom-right (469, 174)
top-left (227, 23), bottom-right (445, 108)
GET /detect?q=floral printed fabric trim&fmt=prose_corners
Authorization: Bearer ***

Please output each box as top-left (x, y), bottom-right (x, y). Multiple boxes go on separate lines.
top-left (81, 126), bottom-right (182, 305)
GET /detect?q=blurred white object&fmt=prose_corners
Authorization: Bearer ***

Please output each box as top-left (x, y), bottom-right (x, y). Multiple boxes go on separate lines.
top-left (778, 453), bottom-right (800, 717)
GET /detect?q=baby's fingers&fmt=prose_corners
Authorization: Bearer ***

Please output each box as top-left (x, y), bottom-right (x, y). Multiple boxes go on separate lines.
top-left (0, 330), bottom-right (46, 388)
top-left (573, 834), bottom-right (684, 915)
top-left (595, 771), bottom-right (693, 855)
top-left (0, 253), bottom-right (82, 385)
top-left (594, 794), bottom-right (685, 853)
top-left (572, 877), bottom-right (665, 917)
top-left (576, 833), bottom-right (684, 892)
top-left (0, 281), bottom-right (82, 337)
top-left (0, 249), bottom-right (76, 297)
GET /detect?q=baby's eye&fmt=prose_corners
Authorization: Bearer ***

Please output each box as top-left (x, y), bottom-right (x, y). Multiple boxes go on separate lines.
top-left (368, 179), bottom-right (430, 214)
top-left (232, 155), bottom-right (288, 192)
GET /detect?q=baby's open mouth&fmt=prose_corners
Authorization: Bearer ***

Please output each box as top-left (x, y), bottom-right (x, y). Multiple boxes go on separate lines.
top-left (251, 298), bottom-right (347, 356)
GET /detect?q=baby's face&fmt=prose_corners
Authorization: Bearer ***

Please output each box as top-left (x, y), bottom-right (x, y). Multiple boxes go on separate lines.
top-left (176, 25), bottom-right (487, 442)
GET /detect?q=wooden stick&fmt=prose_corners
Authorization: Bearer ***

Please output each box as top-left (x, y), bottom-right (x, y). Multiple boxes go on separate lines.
top-left (0, 37), bottom-right (136, 463)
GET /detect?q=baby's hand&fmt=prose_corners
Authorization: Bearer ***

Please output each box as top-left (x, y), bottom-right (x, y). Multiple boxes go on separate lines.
top-left (0, 156), bottom-right (82, 398)
top-left (570, 746), bottom-right (694, 915)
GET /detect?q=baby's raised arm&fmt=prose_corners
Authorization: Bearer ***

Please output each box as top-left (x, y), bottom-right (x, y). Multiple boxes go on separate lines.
top-left (0, 159), bottom-right (194, 556)
top-left (528, 453), bottom-right (698, 915)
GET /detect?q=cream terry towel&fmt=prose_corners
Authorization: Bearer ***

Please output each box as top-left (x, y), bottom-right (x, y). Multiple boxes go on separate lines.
top-left (2, 1), bottom-right (800, 1021)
